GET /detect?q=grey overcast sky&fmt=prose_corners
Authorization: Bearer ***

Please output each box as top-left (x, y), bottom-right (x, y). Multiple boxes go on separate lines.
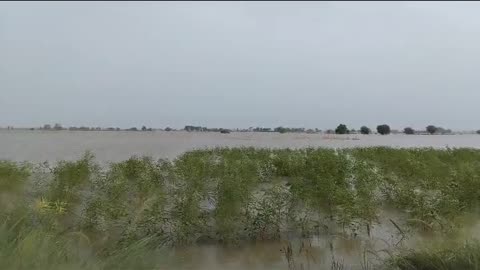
top-left (1, 2), bottom-right (479, 130)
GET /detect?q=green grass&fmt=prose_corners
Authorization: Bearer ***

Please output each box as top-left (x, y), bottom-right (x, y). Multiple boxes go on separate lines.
top-left (2, 147), bottom-right (480, 269)
top-left (391, 241), bottom-right (480, 270)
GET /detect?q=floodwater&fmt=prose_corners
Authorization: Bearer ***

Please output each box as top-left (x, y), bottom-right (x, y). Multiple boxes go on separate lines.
top-left (154, 208), bottom-right (480, 270)
top-left (1, 130), bottom-right (480, 163)
top-left (3, 130), bottom-right (480, 269)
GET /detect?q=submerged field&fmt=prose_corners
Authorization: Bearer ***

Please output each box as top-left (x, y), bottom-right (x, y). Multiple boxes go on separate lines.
top-left (2, 130), bottom-right (480, 163)
top-left (2, 147), bottom-right (480, 269)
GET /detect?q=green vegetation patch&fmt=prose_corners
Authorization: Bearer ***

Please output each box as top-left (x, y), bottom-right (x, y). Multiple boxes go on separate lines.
top-left (2, 147), bottom-right (480, 269)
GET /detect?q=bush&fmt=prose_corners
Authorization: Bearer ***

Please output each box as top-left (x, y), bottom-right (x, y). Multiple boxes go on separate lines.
top-left (360, 126), bottom-right (371, 135)
top-left (404, 127), bottom-right (415, 135)
top-left (274, 127), bottom-right (288, 134)
top-left (377, 124), bottom-right (391, 135)
top-left (335, 124), bottom-right (349, 134)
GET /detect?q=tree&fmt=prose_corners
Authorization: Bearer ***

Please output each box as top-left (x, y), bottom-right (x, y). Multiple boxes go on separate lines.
top-left (53, 123), bottom-right (63, 130)
top-left (165, 127), bottom-right (172, 132)
top-left (426, 125), bottom-right (437, 135)
top-left (360, 126), bottom-right (371, 135)
top-left (274, 127), bottom-right (288, 134)
top-left (476, 130), bottom-right (480, 135)
top-left (142, 126), bottom-right (147, 131)
top-left (377, 124), bottom-right (391, 135)
top-left (404, 127), bottom-right (415, 135)
top-left (335, 124), bottom-right (349, 134)
top-left (43, 124), bottom-right (51, 130)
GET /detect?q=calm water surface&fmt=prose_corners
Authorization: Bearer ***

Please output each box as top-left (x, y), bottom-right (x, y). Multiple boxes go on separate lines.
top-left (1, 130), bottom-right (480, 163)
top-left (134, 209), bottom-right (480, 270)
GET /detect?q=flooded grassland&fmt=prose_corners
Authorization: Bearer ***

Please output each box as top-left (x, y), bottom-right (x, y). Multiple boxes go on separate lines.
top-left (2, 146), bottom-right (480, 269)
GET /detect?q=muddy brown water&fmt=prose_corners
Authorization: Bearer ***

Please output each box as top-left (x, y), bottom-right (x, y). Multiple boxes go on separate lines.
top-left (157, 209), bottom-right (480, 270)
top-left (2, 130), bottom-right (480, 164)
top-left (3, 130), bottom-right (480, 269)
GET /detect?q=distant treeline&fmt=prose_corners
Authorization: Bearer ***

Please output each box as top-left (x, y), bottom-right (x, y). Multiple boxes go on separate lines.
top-left (156, 124), bottom-right (475, 135)
top-left (35, 124), bottom-right (156, 132)
top-left (183, 126), bottom-right (317, 134)
top-left (5, 123), bottom-right (480, 135)
top-left (335, 124), bottom-right (457, 135)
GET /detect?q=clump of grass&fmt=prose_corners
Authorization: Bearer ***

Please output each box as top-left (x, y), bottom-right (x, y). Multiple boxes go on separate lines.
top-left (245, 182), bottom-right (292, 240)
top-left (82, 156), bottom-right (170, 251)
top-left (0, 160), bottom-right (30, 194)
top-left (0, 221), bottom-right (168, 270)
top-left (392, 241), bottom-right (480, 270)
top-left (0, 219), bottom-right (99, 270)
top-left (0, 160), bottom-right (31, 217)
top-left (48, 151), bottom-right (98, 203)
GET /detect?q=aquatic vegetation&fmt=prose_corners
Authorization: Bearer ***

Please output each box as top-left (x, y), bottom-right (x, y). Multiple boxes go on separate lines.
top-left (0, 160), bottom-right (30, 194)
top-left (391, 240), bottom-right (480, 270)
top-left (2, 146), bottom-right (480, 268)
